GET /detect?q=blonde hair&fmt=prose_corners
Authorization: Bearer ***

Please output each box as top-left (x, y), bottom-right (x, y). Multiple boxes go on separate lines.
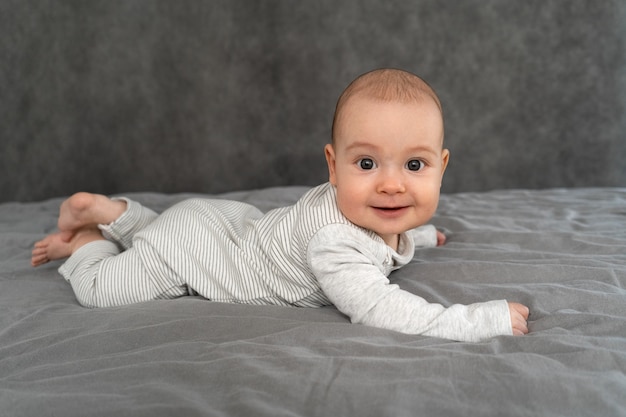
top-left (331, 69), bottom-right (443, 144)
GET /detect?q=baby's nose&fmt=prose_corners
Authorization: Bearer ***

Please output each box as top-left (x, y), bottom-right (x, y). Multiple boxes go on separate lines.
top-left (377, 171), bottom-right (406, 194)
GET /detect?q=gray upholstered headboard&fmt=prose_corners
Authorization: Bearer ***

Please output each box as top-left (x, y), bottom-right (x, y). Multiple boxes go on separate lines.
top-left (2, 1), bottom-right (625, 202)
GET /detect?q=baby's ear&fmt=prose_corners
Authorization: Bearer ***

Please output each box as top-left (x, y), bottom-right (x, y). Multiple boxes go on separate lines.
top-left (324, 144), bottom-right (337, 185)
top-left (439, 149), bottom-right (450, 186)
top-left (441, 149), bottom-right (450, 172)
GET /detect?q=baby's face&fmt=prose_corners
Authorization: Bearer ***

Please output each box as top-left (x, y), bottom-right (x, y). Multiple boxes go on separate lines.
top-left (325, 96), bottom-right (449, 248)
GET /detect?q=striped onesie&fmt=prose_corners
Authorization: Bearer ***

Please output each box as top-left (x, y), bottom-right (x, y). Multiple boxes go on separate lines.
top-left (59, 182), bottom-right (512, 341)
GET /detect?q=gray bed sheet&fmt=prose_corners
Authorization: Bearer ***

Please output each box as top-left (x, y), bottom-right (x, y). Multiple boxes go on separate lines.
top-left (1, 186), bottom-right (625, 417)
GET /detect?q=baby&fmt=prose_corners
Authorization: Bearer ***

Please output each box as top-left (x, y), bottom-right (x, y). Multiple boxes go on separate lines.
top-left (32, 68), bottom-right (529, 342)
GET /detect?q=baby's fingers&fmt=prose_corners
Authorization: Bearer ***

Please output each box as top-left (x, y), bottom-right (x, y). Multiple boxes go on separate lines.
top-left (509, 302), bottom-right (529, 318)
top-left (508, 302), bottom-right (530, 335)
top-left (436, 231), bottom-right (446, 246)
top-left (511, 319), bottom-right (529, 336)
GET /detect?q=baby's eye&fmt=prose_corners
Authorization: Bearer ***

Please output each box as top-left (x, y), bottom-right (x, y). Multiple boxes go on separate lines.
top-left (358, 158), bottom-right (376, 170)
top-left (406, 159), bottom-right (424, 171)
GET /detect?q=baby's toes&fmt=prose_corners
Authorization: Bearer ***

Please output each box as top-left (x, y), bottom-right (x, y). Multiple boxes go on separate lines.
top-left (33, 240), bottom-right (48, 249)
top-left (31, 253), bottom-right (49, 267)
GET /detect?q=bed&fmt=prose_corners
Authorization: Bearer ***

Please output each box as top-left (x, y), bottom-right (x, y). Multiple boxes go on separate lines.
top-left (2, 1), bottom-right (626, 416)
top-left (1, 186), bottom-right (625, 416)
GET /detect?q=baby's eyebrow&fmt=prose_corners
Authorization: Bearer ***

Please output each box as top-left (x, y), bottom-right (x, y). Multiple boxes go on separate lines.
top-left (345, 141), bottom-right (438, 155)
top-left (344, 141), bottom-right (379, 152)
top-left (406, 146), bottom-right (439, 157)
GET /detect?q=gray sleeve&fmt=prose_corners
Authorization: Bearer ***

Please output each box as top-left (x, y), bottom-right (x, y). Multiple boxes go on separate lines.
top-left (308, 225), bottom-right (512, 342)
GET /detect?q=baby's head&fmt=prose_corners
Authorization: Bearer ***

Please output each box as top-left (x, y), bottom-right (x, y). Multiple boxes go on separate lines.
top-left (325, 69), bottom-right (449, 249)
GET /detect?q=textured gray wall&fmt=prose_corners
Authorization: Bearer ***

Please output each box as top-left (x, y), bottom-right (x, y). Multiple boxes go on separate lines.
top-left (2, 1), bottom-right (625, 202)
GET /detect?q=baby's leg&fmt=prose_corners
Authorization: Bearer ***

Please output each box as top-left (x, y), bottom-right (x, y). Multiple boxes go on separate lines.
top-left (60, 241), bottom-right (187, 308)
top-left (99, 198), bottom-right (158, 250)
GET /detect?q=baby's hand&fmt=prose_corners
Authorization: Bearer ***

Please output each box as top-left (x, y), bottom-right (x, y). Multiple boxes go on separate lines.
top-left (436, 230), bottom-right (446, 246)
top-left (508, 302), bottom-right (530, 335)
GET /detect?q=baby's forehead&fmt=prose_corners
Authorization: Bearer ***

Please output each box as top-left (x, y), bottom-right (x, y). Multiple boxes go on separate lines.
top-left (341, 93), bottom-right (442, 118)
top-left (335, 95), bottom-right (445, 147)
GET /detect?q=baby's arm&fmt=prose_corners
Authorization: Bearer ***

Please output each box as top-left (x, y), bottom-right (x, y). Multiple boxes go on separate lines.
top-left (309, 225), bottom-right (522, 342)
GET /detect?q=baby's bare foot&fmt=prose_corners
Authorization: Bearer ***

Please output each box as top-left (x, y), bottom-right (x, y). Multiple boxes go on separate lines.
top-left (31, 227), bottom-right (104, 267)
top-left (31, 232), bottom-right (73, 266)
top-left (57, 192), bottom-right (126, 232)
